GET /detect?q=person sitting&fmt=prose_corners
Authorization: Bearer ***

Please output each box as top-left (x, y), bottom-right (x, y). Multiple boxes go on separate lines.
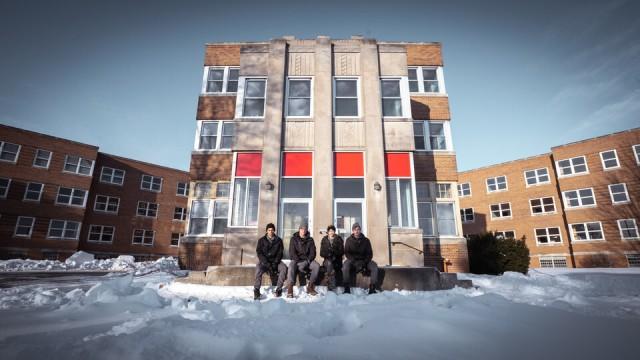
top-left (253, 223), bottom-right (287, 300)
top-left (320, 225), bottom-right (344, 292)
top-left (286, 223), bottom-right (320, 298)
top-left (342, 222), bottom-right (378, 295)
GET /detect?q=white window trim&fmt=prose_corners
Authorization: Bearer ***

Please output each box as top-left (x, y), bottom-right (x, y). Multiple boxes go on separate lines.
top-left (187, 199), bottom-right (212, 236)
top-left (489, 202), bottom-right (512, 220)
top-left (140, 174), bottom-right (163, 193)
top-left (333, 198), bottom-right (368, 237)
top-left (212, 199), bottom-right (229, 236)
top-left (194, 120), bottom-right (234, 152)
top-left (599, 149), bottom-right (621, 170)
top-left (413, 121), bottom-right (453, 152)
top-left (407, 66), bottom-right (447, 95)
top-left (556, 155), bottom-right (589, 178)
top-left (535, 227), bottom-right (563, 246)
top-left (0, 177), bottom-right (10, 198)
top-left (633, 145), bottom-right (640, 165)
top-left (236, 76), bottom-right (268, 119)
top-left (62, 155), bottom-right (95, 177)
top-left (87, 225), bottom-right (115, 243)
top-left (569, 221), bottom-right (605, 242)
top-left (173, 207), bottom-right (187, 221)
top-left (228, 153), bottom-right (261, 228)
top-left (539, 256), bottom-right (568, 268)
top-left (529, 196), bottom-right (557, 216)
top-left (523, 167), bottom-right (551, 187)
top-left (460, 207), bottom-right (475, 223)
top-left (55, 186), bottom-right (88, 208)
top-left (131, 229), bottom-right (155, 246)
top-left (457, 182), bottom-right (472, 198)
top-left (32, 149), bottom-right (52, 169)
top-left (201, 66), bottom-right (239, 94)
top-left (609, 183), bottom-right (630, 205)
top-left (386, 154), bottom-right (419, 229)
top-left (47, 220), bottom-right (81, 240)
top-left (99, 166), bottom-right (126, 186)
top-left (23, 182), bottom-right (44, 203)
top-left (93, 195), bottom-right (120, 214)
top-left (332, 76), bottom-right (362, 119)
top-left (380, 76), bottom-right (410, 118)
top-left (0, 141), bottom-right (21, 164)
top-left (618, 219), bottom-right (639, 240)
top-left (176, 182), bottom-right (189, 197)
top-left (562, 187), bottom-right (597, 209)
top-left (495, 230), bottom-right (516, 239)
top-left (285, 76), bottom-right (314, 118)
top-left (486, 175), bottom-right (508, 193)
top-left (626, 253), bottom-right (640, 267)
top-left (14, 216), bottom-right (35, 238)
top-left (170, 232), bottom-right (183, 247)
top-left (137, 201), bottom-right (159, 218)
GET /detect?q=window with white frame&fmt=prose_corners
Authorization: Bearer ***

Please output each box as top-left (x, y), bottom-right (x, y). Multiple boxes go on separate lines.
top-left (63, 155), bottom-right (94, 176)
top-left (486, 176), bottom-right (507, 193)
top-left (0, 141), bottom-right (21, 163)
top-left (416, 182), bottom-right (435, 236)
top-left (599, 150), bottom-right (620, 170)
top-left (241, 78), bottom-right (267, 117)
top-left (174, 207), bottom-right (187, 221)
top-left (0, 177), bottom-right (10, 198)
top-left (387, 179), bottom-right (416, 228)
top-left (436, 183), bottom-right (453, 199)
top-left (609, 183), bottom-right (630, 204)
top-left (286, 77), bottom-right (312, 117)
top-left (194, 182), bottom-right (212, 198)
top-left (14, 216), bottom-right (35, 237)
top-left (460, 208), bottom-right (474, 223)
top-left (570, 222), bottom-right (604, 241)
top-left (530, 197), bottom-right (555, 215)
top-left (540, 256), bottom-right (567, 268)
top-left (618, 219), bottom-right (639, 239)
top-left (22, 182), bottom-right (43, 202)
top-left (633, 145), bottom-right (640, 165)
top-left (33, 149), bottom-right (52, 168)
top-left (100, 167), bottom-right (125, 185)
top-left (176, 182), bottom-right (189, 197)
top-left (408, 66), bottom-right (444, 93)
top-left (197, 121), bottom-right (234, 150)
top-left (495, 230), bottom-right (516, 239)
top-left (56, 187), bottom-right (87, 207)
top-left (47, 220), bottom-right (81, 240)
top-left (535, 227), bottom-right (562, 245)
top-left (490, 203), bottom-right (511, 219)
top-left (203, 66), bottom-right (239, 93)
top-left (415, 182), bottom-right (457, 236)
top-left (627, 254), bottom-right (640, 267)
top-left (189, 200), bottom-right (210, 234)
top-left (334, 78), bottom-right (359, 117)
top-left (381, 78), bottom-right (403, 117)
top-left (231, 178), bottom-right (260, 226)
top-left (88, 225), bottom-right (115, 243)
top-left (557, 156), bottom-right (588, 177)
top-left (457, 182), bottom-right (471, 197)
top-left (94, 195), bottom-right (119, 214)
top-left (524, 168), bottom-right (550, 186)
top-left (171, 232), bottom-right (183, 247)
top-left (436, 203), bottom-right (457, 236)
top-left (563, 188), bottom-right (596, 208)
top-left (413, 121), bottom-right (451, 151)
top-left (137, 201), bottom-right (158, 218)
top-left (141, 174), bottom-right (162, 192)
top-left (132, 229), bottom-right (154, 245)
top-left (213, 183), bottom-right (230, 235)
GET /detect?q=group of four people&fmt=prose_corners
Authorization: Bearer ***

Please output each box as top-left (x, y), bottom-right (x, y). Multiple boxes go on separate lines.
top-left (254, 222), bottom-right (379, 300)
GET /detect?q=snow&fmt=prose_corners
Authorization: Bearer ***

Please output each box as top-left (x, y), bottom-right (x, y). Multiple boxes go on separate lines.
top-left (1, 268), bottom-right (639, 359)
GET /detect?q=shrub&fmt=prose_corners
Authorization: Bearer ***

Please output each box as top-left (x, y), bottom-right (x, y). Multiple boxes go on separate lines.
top-left (467, 232), bottom-right (530, 275)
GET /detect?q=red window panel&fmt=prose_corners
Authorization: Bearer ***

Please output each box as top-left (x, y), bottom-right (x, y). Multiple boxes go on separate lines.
top-left (385, 153), bottom-right (411, 177)
top-left (282, 152), bottom-right (313, 177)
top-left (334, 152), bottom-right (364, 177)
top-left (235, 153), bottom-right (262, 176)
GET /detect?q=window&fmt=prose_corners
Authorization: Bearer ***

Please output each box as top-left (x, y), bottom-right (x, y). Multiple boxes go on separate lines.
top-left (0, 177), bottom-right (10, 198)
top-left (189, 200), bottom-right (210, 234)
top-left (56, 187), bottom-right (87, 207)
top-left (416, 182), bottom-right (435, 236)
top-left (524, 168), bottom-right (550, 186)
top-left (231, 178), bottom-right (260, 226)
top-left (460, 208), bottom-right (474, 223)
top-left (140, 174), bottom-right (163, 192)
top-left (540, 256), bottom-right (567, 268)
top-left (599, 150), bottom-right (620, 170)
top-left (88, 225), bottom-right (115, 243)
top-left (557, 156), bottom-right (588, 177)
top-left (216, 182), bottom-right (230, 198)
top-left (63, 155), bottom-right (94, 176)
top-left (634, 145), bottom-right (640, 165)
top-left (387, 179), bottom-right (416, 228)
top-left (381, 78), bottom-right (403, 117)
top-left (241, 78), bottom-right (266, 117)
top-left (0, 141), bottom-right (21, 163)
top-left (14, 216), bottom-right (35, 237)
top-left (627, 254), bottom-right (640, 267)
top-left (436, 183), bottom-right (453, 199)
top-left (137, 201), bottom-right (158, 218)
top-left (609, 183), bottom-right (630, 204)
top-left (286, 77), bottom-right (312, 117)
top-left (334, 78), bottom-right (359, 117)
top-left (563, 188), bottom-right (596, 208)
top-left (197, 121), bottom-right (234, 150)
top-left (570, 222), bottom-right (604, 241)
top-left (213, 198), bottom-right (229, 235)
top-left (495, 231), bottom-right (515, 239)
top-left (94, 195), bottom-right (119, 214)
top-left (177, 182), bottom-right (189, 197)
top-left (457, 183), bottom-right (471, 197)
top-left (535, 227), bottom-right (562, 245)
top-left (47, 220), bottom-right (81, 240)
top-left (203, 66), bottom-right (239, 93)
top-left (486, 176), bottom-right (507, 193)
top-left (33, 149), bottom-right (52, 168)
top-left (132, 229), bottom-right (154, 245)
top-left (436, 203), bottom-right (457, 236)
top-left (530, 197), bottom-right (556, 215)
top-left (23, 182), bottom-right (44, 202)
top-left (194, 182), bottom-right (212, 198)
top-left (408, 66), bottom-right (444, 93)
top-left (490, 203), bottom-right (511, 219)
top-left (171, 233), bottom-right (183, 247)
top-left (413, 121), bottom-right (451, 151)
top-left (100, 167), bottom-right (125, 185)
top-left (415, 181), bottom-right (457, 236)
top-left (618, 219), bottom-right (639, 239)
top-left (174, 207), bottom-right (187, 221)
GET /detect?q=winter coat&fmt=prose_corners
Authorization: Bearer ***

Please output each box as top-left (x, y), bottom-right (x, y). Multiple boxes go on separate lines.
top-left (344, 233), bottom-right (373, 263)
top-left (289, 231), bottom-right (316, 263)
top-left (256, 235), bottom-right (284, 265)
top-left (320, 235), bottom-right (344, 263)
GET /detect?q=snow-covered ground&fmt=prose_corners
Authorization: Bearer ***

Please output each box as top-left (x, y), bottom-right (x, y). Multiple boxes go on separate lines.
top-left (1, 258), bottom-right (639, 359)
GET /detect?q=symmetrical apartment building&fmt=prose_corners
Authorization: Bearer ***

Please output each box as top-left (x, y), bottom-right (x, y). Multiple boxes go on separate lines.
top-left (459, 128), bottom-right (640, 268)
top-left (0, 124), bottom-right (189, 261)
top-left (181, 36), bottom-right (469, 272)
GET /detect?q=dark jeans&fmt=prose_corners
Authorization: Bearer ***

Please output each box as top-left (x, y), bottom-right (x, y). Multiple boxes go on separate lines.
top-left (254, 262), bottom-right (287, 290)
top-left (323, 259), bottom-right (343, 289)
top-left (287, 260), bottom-right (320, 286)
top-left (342, 259), bottom-right (378, 287)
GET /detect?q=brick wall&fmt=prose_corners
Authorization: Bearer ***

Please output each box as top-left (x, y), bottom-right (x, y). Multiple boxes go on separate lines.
top-left (410, 96), bottom-right (451, 120)
top-left (197, 96), bottom-right (236, 119)
top-left (406, 44), bottom-right (443, 66)
top-left (204, 44), bottom-right (241, 66)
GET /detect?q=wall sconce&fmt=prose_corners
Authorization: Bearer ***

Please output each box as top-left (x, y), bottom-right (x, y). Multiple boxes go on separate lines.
top-left (373, 181), bottom-right (382, 191)
top-left (264, 181), bottom-right (274, 191)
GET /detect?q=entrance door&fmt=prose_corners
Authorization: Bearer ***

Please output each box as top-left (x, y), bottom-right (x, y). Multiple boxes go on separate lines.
top-left (279, 200), bottom-right (311, 258)
top-left (334, 200), bottom-right (365, 240)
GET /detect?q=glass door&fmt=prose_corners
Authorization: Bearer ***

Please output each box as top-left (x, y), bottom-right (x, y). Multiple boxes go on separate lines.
top-left (334, 200), bottom-right (365, 240)
top-left (279, 200), bottom-right (312, 258)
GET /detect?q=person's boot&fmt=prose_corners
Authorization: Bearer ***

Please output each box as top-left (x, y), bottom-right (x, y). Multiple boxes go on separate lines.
top-left (287, 283), bottom-right (294, 298)
top-left (343, 286), bottom-right (351, 294)
top-left (275, 288), bottom-right (283, 298)
top-left (368, 284), bottom-right (377, 295)
top-left (253, 288), bottom-right (261, 300)
top-left (307, 283), bottom-right (317, 296)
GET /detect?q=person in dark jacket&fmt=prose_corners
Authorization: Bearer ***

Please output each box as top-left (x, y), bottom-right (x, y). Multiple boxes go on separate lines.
top-left (286, 223), bottom-right (320, 298)
top-left (342, 222), bottom-right (378, 295)
top-left (254, 223), bottom-right (287, 300)
top-left (320, 225), bottom-right (344, 291)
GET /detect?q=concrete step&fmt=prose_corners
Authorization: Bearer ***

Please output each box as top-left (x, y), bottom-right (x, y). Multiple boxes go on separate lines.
top-left (177, 265), bottom-right (472, 291)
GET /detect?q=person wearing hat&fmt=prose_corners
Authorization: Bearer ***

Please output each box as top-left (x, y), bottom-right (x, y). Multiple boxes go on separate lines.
top-left (286, 223), bottom-right (320, 298)
top-left (253, 223), bottom-right (288, 300)
top-left (342, 222), bottom-right (378, 295)
top-left (319, 224), bottom-right (344, 292)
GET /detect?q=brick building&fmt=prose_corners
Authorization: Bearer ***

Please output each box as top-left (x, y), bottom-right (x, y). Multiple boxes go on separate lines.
top-left (0, 124), bottom-right (189, 261)
top-left (181, 36), bottom-right (469, 272)
top-left (459, 128), bottom-right (640, 268)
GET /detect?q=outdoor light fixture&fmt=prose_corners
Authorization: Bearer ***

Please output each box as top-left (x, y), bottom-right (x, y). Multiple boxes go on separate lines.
top-left (264, 181), bottom-right (274, 191)
top-left (374, 181), bottom-right (382, 191)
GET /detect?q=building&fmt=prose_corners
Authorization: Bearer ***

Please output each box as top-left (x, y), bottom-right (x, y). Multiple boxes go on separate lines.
top-left (181, 36), bottom-right (469, 272)
top-left (459, 128), bottom-right (640, 268)
top-left (0, 124), bottom-right (189, 261)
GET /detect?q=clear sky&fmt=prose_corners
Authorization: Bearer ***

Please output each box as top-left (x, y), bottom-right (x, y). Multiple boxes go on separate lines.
top-left (1, 0), bottom-right (638, 171)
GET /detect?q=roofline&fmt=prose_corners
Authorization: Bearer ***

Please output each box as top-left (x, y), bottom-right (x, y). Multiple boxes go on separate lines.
top-left (551, 127), bottom-right (640, 150)
top-left (458, 152), bottom-right (552, 174)
top-left (0, 123), bottom-right (99, 150)
top-left (205, 39), bottom-right (441, 46)
top-left (98, 152), bottom-right (189, 174)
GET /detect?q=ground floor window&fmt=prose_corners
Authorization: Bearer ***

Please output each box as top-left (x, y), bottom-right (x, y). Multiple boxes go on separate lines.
top-left (627, 254), bottom-right (640, 267)
top-left (539, 256), bottom-right (567, 268)
top-left (387, 178), bottom-right (416, 228)
top-left (231, 178), bottom-right (259, 226)
top-left (47, 220), bottom-right (81, 240)
top-left (535, 227), bottom-right (562, 245)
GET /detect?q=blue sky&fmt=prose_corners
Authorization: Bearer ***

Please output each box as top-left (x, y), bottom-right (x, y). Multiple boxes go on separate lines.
top-left (1, 0), bottom-right (638, 171)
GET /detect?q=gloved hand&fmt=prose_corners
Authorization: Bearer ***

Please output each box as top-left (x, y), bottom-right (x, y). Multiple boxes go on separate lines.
top-left (270, 262), bottom-right (279, 273)
top-left (355, 260), bottom-right (365, 273)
